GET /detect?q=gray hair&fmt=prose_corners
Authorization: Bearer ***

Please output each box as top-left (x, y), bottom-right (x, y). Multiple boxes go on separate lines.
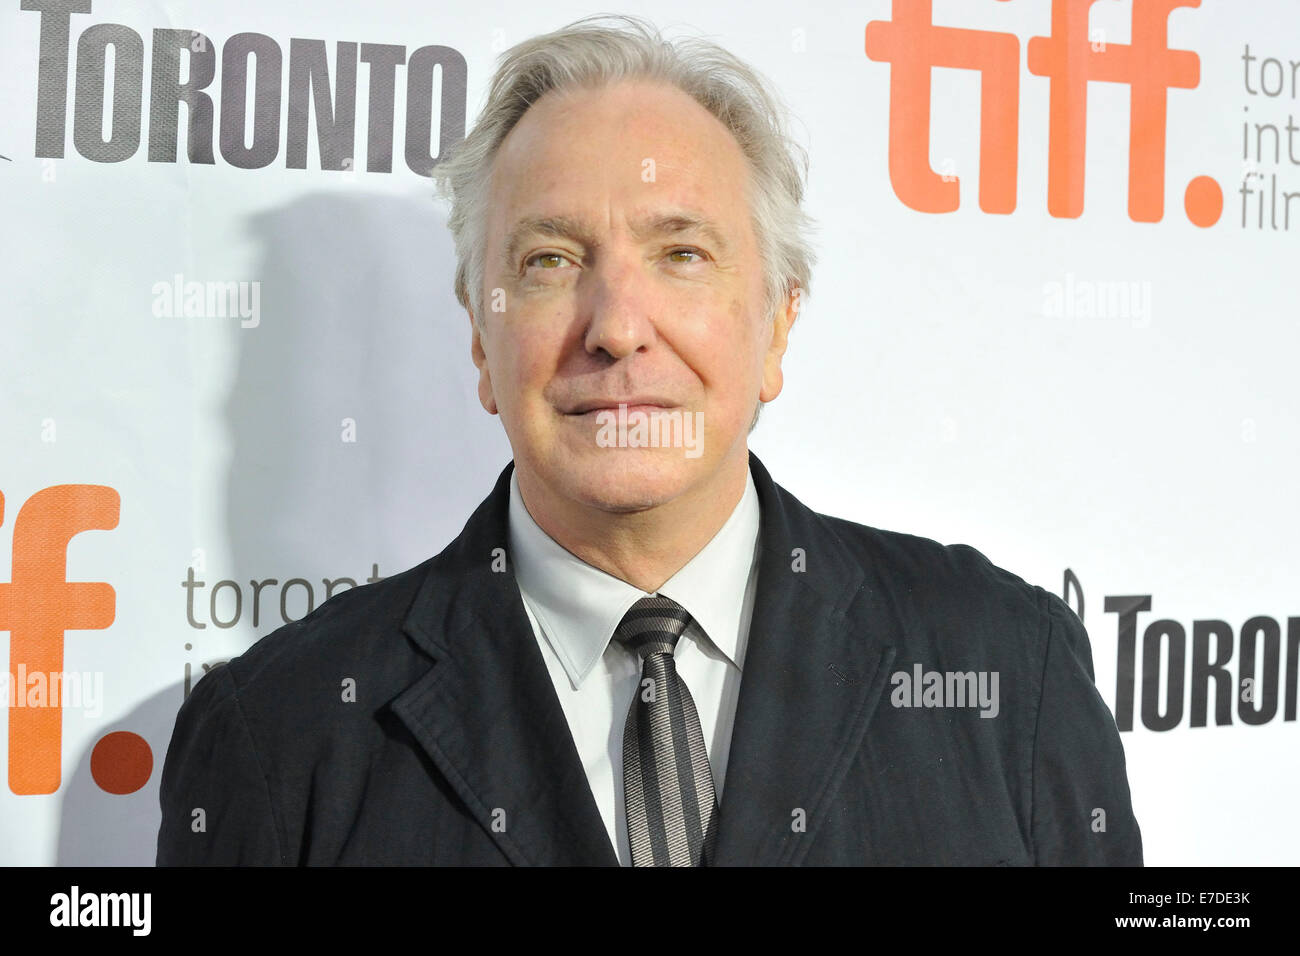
top-left (432, 14), bottom-right (816, 333)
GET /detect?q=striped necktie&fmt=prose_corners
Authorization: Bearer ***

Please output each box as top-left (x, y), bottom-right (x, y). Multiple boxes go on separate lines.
top-left (613, 595), bottom-right (719, 866)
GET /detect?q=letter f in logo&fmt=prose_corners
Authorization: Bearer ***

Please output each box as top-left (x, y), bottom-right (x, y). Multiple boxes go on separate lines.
top-left (0, 486), bottom-right (119, 794)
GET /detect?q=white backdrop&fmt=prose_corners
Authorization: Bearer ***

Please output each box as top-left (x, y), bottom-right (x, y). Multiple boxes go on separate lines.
top-left (1, 0), bottom-right (1296, 865)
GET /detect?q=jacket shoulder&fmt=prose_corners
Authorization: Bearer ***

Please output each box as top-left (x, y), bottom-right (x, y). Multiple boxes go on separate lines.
top-left (818, 511), bottom-right (1053, 624)
top-left (199, 556), bottom-right (437, 703)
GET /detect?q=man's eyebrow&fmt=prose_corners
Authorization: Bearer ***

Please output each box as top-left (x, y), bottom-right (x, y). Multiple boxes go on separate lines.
top-left (501, 210), bottom-right (733, 270)
top-left (630, 213), bottom-right (732, 254)
top-left (502, 216), bottom-right (598, 269)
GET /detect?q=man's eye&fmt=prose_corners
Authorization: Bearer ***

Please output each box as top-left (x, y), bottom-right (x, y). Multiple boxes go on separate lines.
top-left (666, 248), bottom-right (704, 264)
top-left (526, 252), bottom-right (570, 270)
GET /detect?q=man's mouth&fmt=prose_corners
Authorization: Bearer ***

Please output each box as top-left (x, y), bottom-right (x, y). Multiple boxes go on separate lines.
top-left (564, 397), bottom-right (677, 415)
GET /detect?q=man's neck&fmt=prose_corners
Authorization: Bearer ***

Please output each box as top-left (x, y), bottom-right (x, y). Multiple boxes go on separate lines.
top-left (515, 449), bottom-right (750, 593)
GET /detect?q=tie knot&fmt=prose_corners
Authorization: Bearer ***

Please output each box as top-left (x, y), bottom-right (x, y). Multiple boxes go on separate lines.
top-left (613, 595), bottom-right (693, 661)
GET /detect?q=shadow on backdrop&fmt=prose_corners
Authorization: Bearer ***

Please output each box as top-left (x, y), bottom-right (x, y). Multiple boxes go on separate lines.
top-left (57, 682), bottom-right (181, 865)
top-left (58, 189), bottom-right (511, 864)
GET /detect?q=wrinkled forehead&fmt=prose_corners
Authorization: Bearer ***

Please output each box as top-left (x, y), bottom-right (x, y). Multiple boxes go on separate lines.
top-left (484, 79), bottom-right (756, 245)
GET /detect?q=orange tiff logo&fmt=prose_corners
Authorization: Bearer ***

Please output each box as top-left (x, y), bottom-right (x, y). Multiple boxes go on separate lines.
top-left (865, 0), bottom-right (1223, 226)
top-left (0, 485), bottom-right (134, 795)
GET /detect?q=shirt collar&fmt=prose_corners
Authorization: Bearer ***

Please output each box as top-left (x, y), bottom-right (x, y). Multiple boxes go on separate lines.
top-left (508, 464), bottom-right (761, 689)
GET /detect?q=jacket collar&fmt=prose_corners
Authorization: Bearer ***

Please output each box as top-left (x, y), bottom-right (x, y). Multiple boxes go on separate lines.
top-left (391, 451), bottom-right (898, 865)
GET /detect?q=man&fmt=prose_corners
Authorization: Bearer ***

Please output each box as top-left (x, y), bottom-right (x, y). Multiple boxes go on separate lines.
top-left (157, 15), bottom-right (1142, 866)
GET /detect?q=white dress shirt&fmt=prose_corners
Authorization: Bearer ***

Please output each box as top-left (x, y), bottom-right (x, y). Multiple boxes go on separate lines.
top-left (507, 464), bottom-right (762, 865)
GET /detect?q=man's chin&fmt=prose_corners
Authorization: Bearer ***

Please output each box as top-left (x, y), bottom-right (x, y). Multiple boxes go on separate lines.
top-left (553, 448), bottom-right (697, 514)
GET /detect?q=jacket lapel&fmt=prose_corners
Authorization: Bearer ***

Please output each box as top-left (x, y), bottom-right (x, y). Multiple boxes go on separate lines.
top-left (390, 461), bottom-right (619, 865)
top-left (710, 453), bottom-right (898, 865)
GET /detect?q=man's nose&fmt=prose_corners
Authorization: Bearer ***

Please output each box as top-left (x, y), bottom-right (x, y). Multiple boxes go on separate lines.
top-left (580, 248), bottom-right (659, 360)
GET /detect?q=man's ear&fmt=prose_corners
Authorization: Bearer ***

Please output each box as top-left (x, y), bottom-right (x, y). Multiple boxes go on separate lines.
top-left (468, 309), bottom-right (499, 415)
top-left (759, 286), bottom-right (800, 403)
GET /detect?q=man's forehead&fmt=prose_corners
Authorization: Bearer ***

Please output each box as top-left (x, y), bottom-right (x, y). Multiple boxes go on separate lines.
top-left (488, 81), bottom-right (749, 194)
top-left (483, 80), bottom-right (754, 254)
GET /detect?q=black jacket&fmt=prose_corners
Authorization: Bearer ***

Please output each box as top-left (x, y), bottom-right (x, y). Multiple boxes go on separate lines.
top-left (156, 452), bottom-right (1142, 865)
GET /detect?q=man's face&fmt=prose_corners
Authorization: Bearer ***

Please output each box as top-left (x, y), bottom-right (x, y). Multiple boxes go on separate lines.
top-left (471, 79), bottom-right (795, 514)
